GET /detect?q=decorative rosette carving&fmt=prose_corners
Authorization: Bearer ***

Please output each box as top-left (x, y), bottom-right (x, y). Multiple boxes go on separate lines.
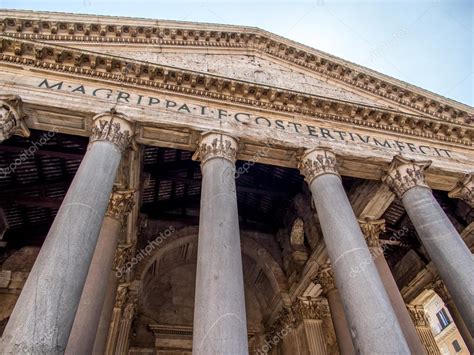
top-left (382, 155), bottom-right (431, 198)
top-left (192, 132), bottom-right (238, 166)
top-left (90, 109), bottom-right (135, 152)
top-left (106, 187), bottom-right (135, 222)
top-left (0, 95), bottom-right (30, 142)
top-left (314, 263), bottom-right (336, 294)
top-left (448, 173), bottom-right (473, 207)
top-left (298, 148), bottom-right (339, 185)
top-left (358, 218), bottom-right (385, 255)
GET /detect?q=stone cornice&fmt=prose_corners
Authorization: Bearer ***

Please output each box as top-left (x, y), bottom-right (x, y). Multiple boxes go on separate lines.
top-left (0, 39), bottom-right (473, 149)
top-left (1, 12), bottom-right (473, 126)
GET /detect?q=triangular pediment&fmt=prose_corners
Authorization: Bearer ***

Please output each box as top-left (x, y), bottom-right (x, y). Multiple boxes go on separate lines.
top-left (88, 49), bottom-right (395, 110)
top-left (1, 9), bottom-right (472, 123)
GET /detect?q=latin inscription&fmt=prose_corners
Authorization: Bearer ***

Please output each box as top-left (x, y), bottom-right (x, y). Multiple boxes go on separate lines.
top-left (39, 79), bottom-right (453, 158)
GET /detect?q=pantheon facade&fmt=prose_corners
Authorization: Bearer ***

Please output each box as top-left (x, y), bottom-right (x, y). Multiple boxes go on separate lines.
top-left (0, 9), bottom-right (472, 355)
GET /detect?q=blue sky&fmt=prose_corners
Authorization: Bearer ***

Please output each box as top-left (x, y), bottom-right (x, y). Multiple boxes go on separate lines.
top-left (1, 0), bottom-right (473, 106)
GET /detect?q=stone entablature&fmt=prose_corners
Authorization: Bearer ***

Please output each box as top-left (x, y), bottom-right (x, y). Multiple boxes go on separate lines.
top-left (1, 36), bottom-right (471, 148)
top-left (1, 10), bottom-right (472, 125)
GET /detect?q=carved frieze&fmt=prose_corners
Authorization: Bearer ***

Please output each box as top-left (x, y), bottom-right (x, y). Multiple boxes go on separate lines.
top-left (192, 132), bottom-right (238, 165)
top-left (90, 109), bottom-right (135, 152)
top-left (448, 173), bottom-right (473, 207)
top-left (298, 148), bottom-right (339, 184)
top-left (358, 218), bottom-right (385, 255)
top-left (0, 94), bottom-right (30, 142)
top-left (382, 155), bottom-right (432, 198)
top-left (106, 187), bottom-right (135, 222)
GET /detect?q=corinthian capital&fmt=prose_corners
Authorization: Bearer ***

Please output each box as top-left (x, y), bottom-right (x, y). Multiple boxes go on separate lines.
top-left (382, 155), bottom-right (431, 198)
top-left (292, 297), bottom-right (326, 322)
top-left (192, 132), bottom-right (238, 166)
top-left (0, 95), bottom-right (30, 142)
top-left (90, 109), bottom-right (135, 152)
top-left (358, 218), bottom-right (385, 255)
top-left (407, 305), bottom-right (430, 327)
top-left (298, 148), bottom-right (339, 185)
top-left (448, 173), bottom-right (473, 207)
top-left (106, 187), bottom-right (135, 222)
top-left (314, 263), bottom-right (336, 294)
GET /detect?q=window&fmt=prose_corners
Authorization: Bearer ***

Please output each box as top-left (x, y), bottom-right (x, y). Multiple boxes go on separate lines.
top-left (436, 308), bottom-right (451, 330)
top-left (452, 340), bottom-right (461, 352)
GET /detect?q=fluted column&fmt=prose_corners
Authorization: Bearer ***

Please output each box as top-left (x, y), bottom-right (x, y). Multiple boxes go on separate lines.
top-left (298, 148), bottom-right (409, 353)
top-left (430, 279), bottom-right (474, 353)
top-left (114, 292), bottom-right (138, 355)
top-left (383, 155), bottom-right (474, 335)
top-left (314, 264), bottom-right (355, 355)
top-left (93, 243), bottom-right (134, 354)
top-left (407, 305), bottom-right (441, 355)
top-left (359, 217), bottom-right (427, 354)
top-left (0, 95), bottom-right (30, 142)
top-left (293, 298), bottom-right (328, 355)
top-left (66, 187), bottom-right (135, 354)
top-left (0, 109), bottom-right (134, 354)
top-left (105, 283), bottom-right (130, 355)
top-left (192, 132), bottom-right (248, 354)
top-left (448, 173), bottom-right (473, 207)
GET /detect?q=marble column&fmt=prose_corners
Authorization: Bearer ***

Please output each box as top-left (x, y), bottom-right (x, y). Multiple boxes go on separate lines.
top-left (298, 148), bottom-right (409, 353)
top-left (315, 264), bottom-right (355, 355)
top-left (359, 218), bottom-right (427, 355)
top-left (0, 94), bottom-right (30, 142)
top-left (383, 155), bottom-right (474, 335)
top-left (0, 109), bottom-right (134, 354)
top-left (104, 283), bottom-right (130, 355)
top-left (407, 305), bottom-right (441, 355)
top-left (448, 173), bottom-right (473, 207)
top-left (191, 132), bottom-right (248, 355)
top-left (293, 298), bottom-right (328, 355)
top-left (93, 244), bottom-right (134, 354)
top-left (66, 188), bottom-right (135, 354)
top-left (114, 292), bottom-right (138, 355)
top-left (430, 279), bottom-right (474, 354)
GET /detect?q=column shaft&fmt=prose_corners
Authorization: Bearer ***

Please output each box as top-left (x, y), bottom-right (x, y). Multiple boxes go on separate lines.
top-left (373, 253), bottom-right (427, 354)
top-left (326, 289), bottom-right (355, 355)
top-left (1, 141), bottom-right (122, 354)
top-left (192, 133), bottom-right (248, 354)
top-left (383, 156), bottom-right (473, 336)
top-left (65, 216), bottom-right (122, 354)
top-left (92, 273), bottom-right (120, 354)
top-left (403, 187), bottom-right (474, 335)
top-left (300, 149), bottom-right (409, 353)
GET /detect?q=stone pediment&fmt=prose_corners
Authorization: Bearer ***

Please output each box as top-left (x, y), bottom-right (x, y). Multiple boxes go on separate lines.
top-left (1, 9), bottom-right (472, 124)
top-left (93, 50), bottom-right (393, 109)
